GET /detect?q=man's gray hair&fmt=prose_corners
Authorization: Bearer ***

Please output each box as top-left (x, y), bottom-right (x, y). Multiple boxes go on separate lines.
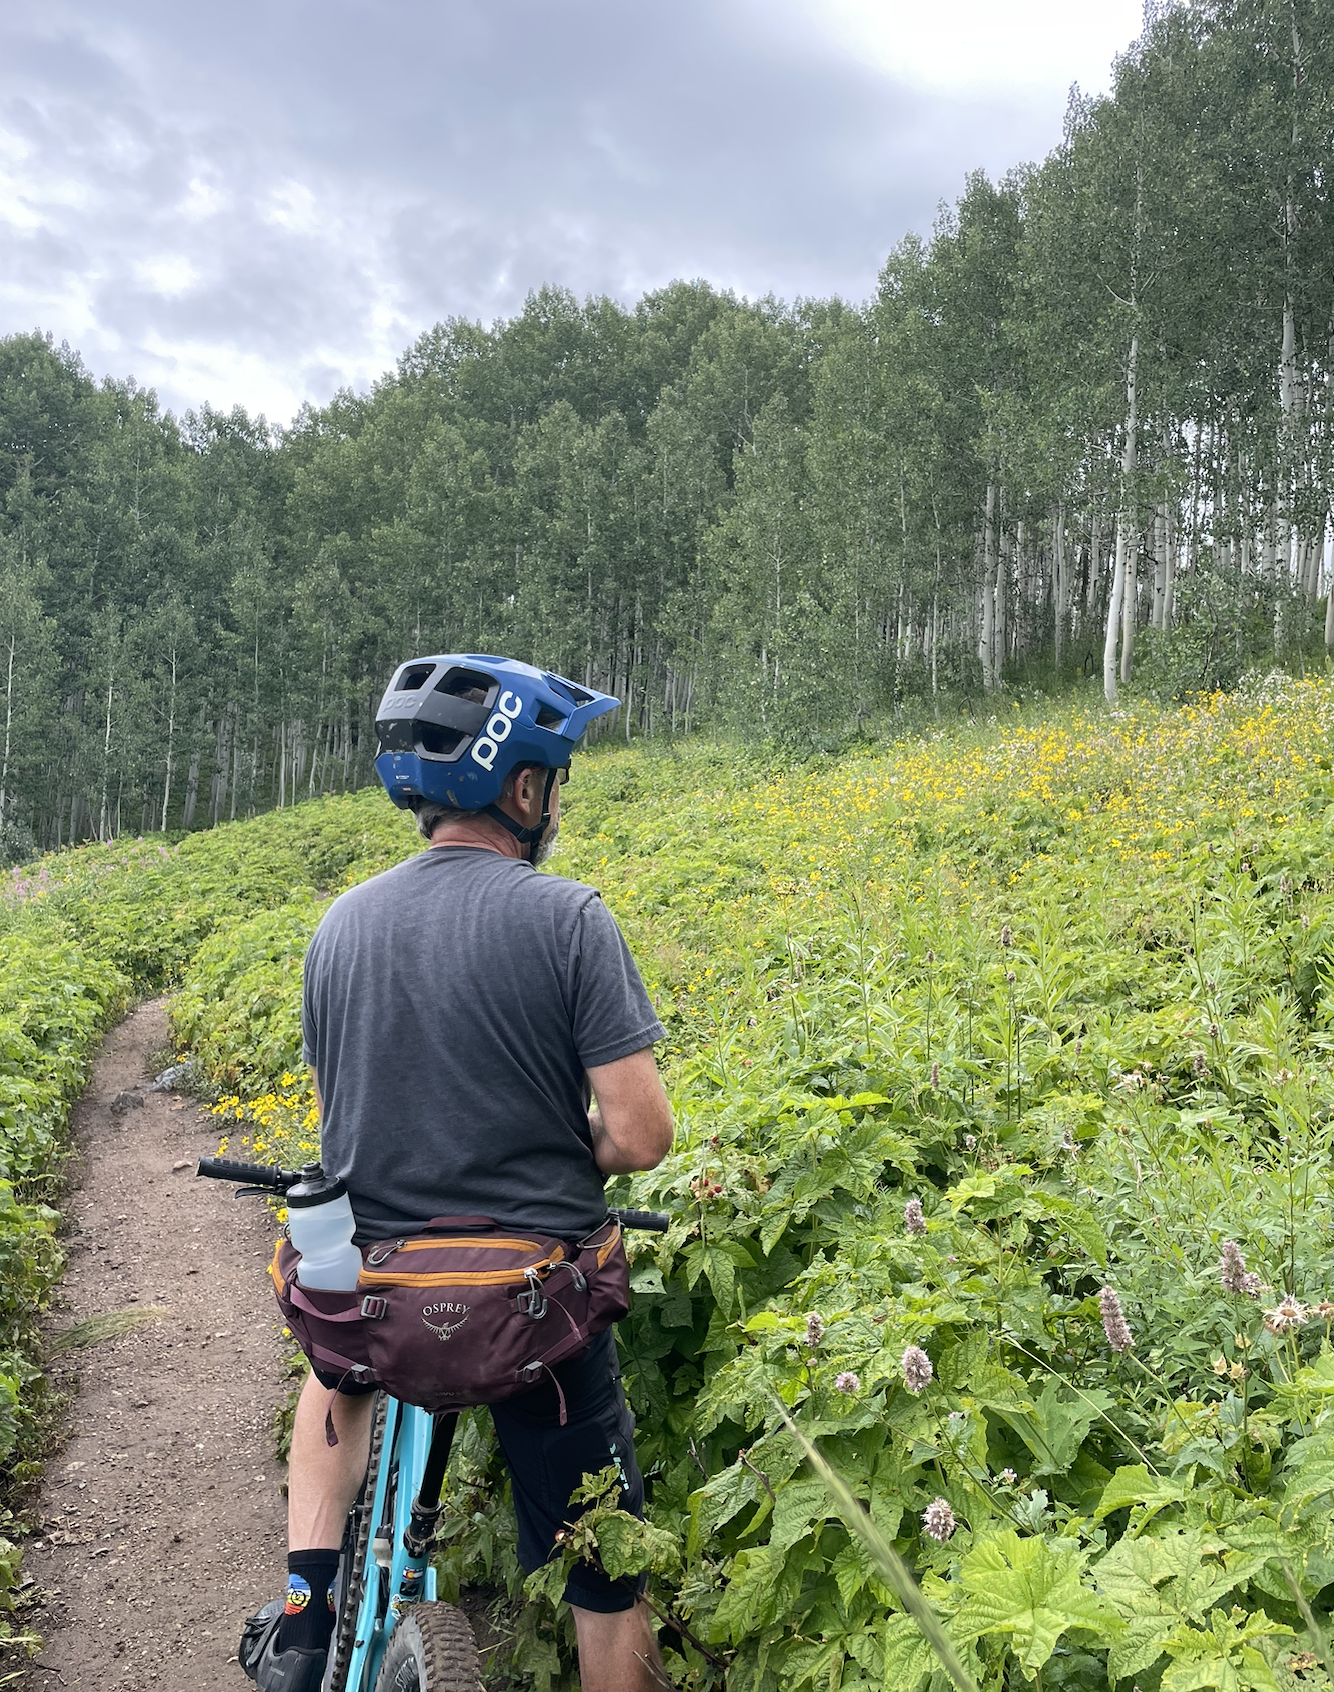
top-left (411, 764), bottom-right (540, 841)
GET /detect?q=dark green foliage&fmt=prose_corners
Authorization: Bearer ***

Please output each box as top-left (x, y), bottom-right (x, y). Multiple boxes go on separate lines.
top-left (2, 0), bottom-right (1333, 852)
top-left (166, 681), bottom-right (1334, 1689)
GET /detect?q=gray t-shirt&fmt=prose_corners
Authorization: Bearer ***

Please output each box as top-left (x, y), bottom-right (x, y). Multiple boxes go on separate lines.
top-left (301, 846), bottom-right (666, 1240)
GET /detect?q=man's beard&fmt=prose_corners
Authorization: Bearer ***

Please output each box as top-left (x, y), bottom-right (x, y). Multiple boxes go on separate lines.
top-left (533, 818), bottom-right (560, 867)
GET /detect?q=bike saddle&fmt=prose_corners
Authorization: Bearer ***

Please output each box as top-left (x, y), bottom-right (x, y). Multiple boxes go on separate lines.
top-left (238, 1599), bottom-right (328, 1692)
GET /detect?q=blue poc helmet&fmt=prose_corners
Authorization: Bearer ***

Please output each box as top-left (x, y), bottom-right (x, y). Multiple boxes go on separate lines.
top-left (373, 655), bottom-right (619, 858)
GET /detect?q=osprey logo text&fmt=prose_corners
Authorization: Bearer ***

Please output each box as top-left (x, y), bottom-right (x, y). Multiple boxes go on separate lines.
top-left (470, 690), bottom-right (523, 771)
top-left (422, 1300), bottom-right (470, 1342)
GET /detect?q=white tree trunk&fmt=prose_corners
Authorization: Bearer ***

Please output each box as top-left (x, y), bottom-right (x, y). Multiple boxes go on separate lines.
top-left (98, 664), bottom-right (115, 843)
top-left (1104, 529), bottom-right (1126, 704)
top-left (1106, 333), bottom-right (1139, 701)
top-left (1053, 505), bottom-right (1067, 669)
top-left (979, 482), bottom-right (997, 691)
top-left (1151, 505), bottom-right (1167, 629)
top-left (161, 647), bottom-right (177, 830)
top-left (1120, 530), bottom-right (1137, 686)
top-left (994, 519), bottom-right (1008, 684)
top-left (0, 631), bottom-right (13, 826)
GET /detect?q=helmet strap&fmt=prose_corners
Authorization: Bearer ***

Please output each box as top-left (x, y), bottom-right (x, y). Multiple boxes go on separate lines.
top-left (482, 767), bottom-right (559, 864)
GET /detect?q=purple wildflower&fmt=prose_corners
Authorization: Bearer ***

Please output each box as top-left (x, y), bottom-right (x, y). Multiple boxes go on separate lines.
top-left (904, 1199), bottom-right (926, 1236)
top-left (1219, 1241), bottom-right (1261, 1298)
top-left (805, 1312), bottom-right (824, 1351)
top-left (902, 1345), bottom-right (933, 1393)
top-left (923, 1498), bottom-right (956, 1542)
top-left (1099, 1287), bottom-right (1134, 1353)
top-left (834, 1372), bottom-right (860, 1394)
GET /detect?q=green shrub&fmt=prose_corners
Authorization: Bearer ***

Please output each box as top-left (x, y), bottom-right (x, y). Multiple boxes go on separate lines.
top-left (182, 680), bottom-right (1334, 1688)
top-left (18, 684), bottom-right (1334, 1683)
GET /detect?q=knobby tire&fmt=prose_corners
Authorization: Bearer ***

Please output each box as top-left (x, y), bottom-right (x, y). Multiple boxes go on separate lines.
top-left (328, 1393), bottom-right (389, 1692)
top-left (371, 1604), bottom-right (483, 1692)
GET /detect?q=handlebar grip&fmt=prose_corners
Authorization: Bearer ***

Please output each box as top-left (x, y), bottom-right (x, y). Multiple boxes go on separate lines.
top-left (612, 1208), bottom-right (671, 1233)
top-left (196, 1156), bottom-right (289, 1190)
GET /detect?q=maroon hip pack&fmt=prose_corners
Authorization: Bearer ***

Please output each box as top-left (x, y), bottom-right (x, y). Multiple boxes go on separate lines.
top-left (270, 1214), bottom-right (630, 1420)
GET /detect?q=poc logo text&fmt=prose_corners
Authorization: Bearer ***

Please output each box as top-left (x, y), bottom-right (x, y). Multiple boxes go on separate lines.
top-left (470, 691), bottom-right (523, 771)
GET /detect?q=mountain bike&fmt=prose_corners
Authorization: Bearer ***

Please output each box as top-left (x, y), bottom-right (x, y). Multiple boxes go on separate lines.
top-left (198, 1155), bottom-right (668, 1691)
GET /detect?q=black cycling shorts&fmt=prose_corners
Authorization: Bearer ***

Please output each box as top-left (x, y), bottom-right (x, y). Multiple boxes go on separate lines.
top-left (312, 1330), bottom-right (645, 1613)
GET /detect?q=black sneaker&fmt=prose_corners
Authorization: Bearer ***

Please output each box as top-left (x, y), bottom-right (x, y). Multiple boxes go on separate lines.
top-left (238, 1599), bottom-right (328, 1692)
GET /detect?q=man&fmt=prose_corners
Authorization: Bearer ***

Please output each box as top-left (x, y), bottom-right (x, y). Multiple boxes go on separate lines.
top-left (241, 656), bottom-right (674, 1692)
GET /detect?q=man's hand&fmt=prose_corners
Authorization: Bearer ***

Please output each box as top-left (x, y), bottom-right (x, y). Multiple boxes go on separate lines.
top-left (586, 1047), bottom-right (674, 1174)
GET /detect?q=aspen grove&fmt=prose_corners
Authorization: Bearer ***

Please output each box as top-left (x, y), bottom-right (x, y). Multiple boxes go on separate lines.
top-left (0, 0), bottom-right (1331, 858)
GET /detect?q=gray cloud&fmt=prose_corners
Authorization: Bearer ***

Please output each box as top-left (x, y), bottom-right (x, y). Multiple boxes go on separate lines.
top-left (0, 0), bottom-right (1071, 420)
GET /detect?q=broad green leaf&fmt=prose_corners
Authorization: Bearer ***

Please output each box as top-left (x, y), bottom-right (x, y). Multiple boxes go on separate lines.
top-left (711, 1546), bottom-right (781, 1642)
top-left (1000, 1377), bottom-right (1114, 1475)
top-left (880, 1612), bottom-right (938, 1690)
top-left (1034, 1191), bottom-right (1109, 1265)
top-left (1110, 1615), bottom-right (1179, 1681)
top-left (959, 1530), bottom-right (1116, 1671)
top-left (628, 1262), bottom-right (666, 1294)
top-left (945, 1174), bottom-right (997, 1212)
top-left (1157, 1607), bottom-right (1291, 1692)
top-left (1095, 1464), bottom-right (1190, 1520)
top-left (769, 1479), bottom-right (830, 1553)
top-left (963, 1360), bottom-right (1034, 1412)
top-left (592, 1510), bottom-right (681, 1580)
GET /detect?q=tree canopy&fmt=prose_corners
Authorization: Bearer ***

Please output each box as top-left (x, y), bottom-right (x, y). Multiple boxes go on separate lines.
top-left (1, 0), bottom-right (1330, 853)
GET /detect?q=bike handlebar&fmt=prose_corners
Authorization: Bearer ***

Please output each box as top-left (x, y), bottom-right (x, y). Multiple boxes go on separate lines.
top-left (609, 1208), bottom-right (671, 1233)
top-left (196, 1156), bottom-right (297, 1192)
top-left (196, 1160), bottom-right (671, 1231)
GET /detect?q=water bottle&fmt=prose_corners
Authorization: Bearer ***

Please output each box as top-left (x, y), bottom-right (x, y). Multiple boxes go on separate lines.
top-left (286, 1163), bottom-right (362, 1292)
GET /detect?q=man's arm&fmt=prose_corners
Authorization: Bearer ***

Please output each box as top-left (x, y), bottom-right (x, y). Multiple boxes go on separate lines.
top-left (586, 1047), bottom-right (674, 1174)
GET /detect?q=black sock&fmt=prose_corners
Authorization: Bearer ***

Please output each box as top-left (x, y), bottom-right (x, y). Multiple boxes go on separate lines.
top-left (276, 1549), bottom-right (340, 1655)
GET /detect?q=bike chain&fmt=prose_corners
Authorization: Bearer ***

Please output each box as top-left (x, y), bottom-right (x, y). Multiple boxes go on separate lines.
top-left (328, 1393), bottom-right (389, 1692)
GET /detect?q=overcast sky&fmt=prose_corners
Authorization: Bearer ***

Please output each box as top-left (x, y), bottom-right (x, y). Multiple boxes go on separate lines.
top-left (0, 0), bottom-right (1141, 425)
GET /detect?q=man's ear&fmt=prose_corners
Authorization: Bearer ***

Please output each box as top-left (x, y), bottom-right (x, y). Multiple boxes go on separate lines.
top-left (513, 765), bottom-right (540, 817)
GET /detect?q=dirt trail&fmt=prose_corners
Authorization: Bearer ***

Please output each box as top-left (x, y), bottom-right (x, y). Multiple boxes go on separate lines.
top-left (21, 999), bottom-right (289, 1688)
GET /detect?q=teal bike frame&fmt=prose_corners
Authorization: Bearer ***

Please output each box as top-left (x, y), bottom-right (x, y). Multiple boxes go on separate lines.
top-left (338, 1396), bottom-right (457, 1691)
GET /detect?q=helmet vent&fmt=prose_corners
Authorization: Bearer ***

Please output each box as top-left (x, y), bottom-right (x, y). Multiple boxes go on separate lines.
top-left (418, 724), bottom-right (465, 757)
top-left (434, 667), bottom-right (495, 704)
top-left (534, 702), bottom-right (566, 730)
top-left (395, 663), bottom-right (434, 691)
top-left (547, 677), bottom-right (595, 706)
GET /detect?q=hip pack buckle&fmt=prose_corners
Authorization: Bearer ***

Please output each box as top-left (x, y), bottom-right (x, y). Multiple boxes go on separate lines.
top-left (517, 1268), bottom-right (548, 1320)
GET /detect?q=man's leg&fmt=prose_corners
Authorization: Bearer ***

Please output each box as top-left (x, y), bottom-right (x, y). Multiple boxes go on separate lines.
top-left (490, 1334), bottom-right (665, 1689)
top-left (288, 1369), bottom-right (376, 1547)
top-left (571, 1600), bottom-right (666, 1692)
top-left (241, 1372), bottom-right (378, 1687)
top-left (278, 1372), bottom-right (376, 1656)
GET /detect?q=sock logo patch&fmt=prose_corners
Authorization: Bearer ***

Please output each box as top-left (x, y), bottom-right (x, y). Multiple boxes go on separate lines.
top-left (284, 1575), bottom-right (312, 1616)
